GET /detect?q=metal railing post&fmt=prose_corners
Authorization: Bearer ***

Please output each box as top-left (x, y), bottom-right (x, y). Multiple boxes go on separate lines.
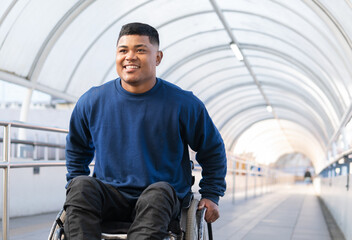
top-left (33, 134), bottom-right (38, 160)
top-left (44, 134), bottom-right (49, 161)
top-left (245, 159), bottom-right (249, 200)
top-left (265, 167), bottom-right (268, 194)
top-left (232, 157), bottom-right (236, 204)
top-left (55, 134), bottom-right (60, 161)
top-left (261, 165), bottom-right (264, 196)
top-left (2, 124), bottom-right (11, 240)
top-left (254, 165), bottom-right (257, 197)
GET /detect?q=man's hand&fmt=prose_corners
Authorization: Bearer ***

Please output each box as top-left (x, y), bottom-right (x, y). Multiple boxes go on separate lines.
top-left (198, 198), bottom-right (219, 223)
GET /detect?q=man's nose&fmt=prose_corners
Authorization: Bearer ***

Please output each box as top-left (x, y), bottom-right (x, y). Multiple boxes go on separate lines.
top-left (126, 51), bottom-right (137, 60)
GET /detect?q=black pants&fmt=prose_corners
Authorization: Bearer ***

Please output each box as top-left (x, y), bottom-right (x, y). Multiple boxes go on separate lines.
top-left (63, 176), bottom-right (181, 240)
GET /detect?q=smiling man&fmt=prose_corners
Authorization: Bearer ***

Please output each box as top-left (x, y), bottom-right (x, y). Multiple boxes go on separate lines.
top-left (116, 34), bottom-right (162, 93)
top-left (63, 22), bottom-right (227, 240)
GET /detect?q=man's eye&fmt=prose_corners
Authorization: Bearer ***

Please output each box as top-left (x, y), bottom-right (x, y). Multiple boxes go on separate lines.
top-left (119, 49), bottom-right (127, 53)
top-left (137, 49), bottom-right (146, 53)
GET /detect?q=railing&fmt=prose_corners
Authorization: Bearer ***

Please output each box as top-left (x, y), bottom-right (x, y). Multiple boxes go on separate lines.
top-left (226, 154), bottom-right (294, 203)
top-left (0, 137), bottom-right (65, 161)
top-left (318, 148), bottom-right (352, 190)
top-left (0, 121), bottom-right (68, 240)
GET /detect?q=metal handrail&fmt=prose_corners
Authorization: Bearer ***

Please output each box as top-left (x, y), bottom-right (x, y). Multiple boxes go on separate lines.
top-left (1, 121), bottom-right (68, 240)
top-left (226, 155), bottom-right (295, 204)
top-left (0, 137), bottom-right (66, 148)
top-left (0, 161), bottom-right (66, 168)
top-left (317, 148), bottom-right (352, 175)
top-left (0, 121), bottom-right (68, 133)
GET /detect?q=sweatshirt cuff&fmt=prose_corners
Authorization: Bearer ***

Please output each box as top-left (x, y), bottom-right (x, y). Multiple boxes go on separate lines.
top-left (201, 194), bottom-right (219, 205)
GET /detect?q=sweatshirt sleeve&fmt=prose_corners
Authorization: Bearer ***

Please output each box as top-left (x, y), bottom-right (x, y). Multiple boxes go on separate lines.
top-left (65, 96), bottom-right (95, 186)
top-left (185, 101), bottom-right (227, 204)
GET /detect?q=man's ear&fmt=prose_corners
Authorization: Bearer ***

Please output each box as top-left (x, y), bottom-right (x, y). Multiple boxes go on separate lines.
top-left (156, 51), bottom-right (163, 66)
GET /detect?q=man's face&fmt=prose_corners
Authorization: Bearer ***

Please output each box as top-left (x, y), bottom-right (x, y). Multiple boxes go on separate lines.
top-left (116, 35), bottom-right (162, 93)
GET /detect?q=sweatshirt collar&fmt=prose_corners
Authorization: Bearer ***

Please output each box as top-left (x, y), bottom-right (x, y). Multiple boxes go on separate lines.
top-left (115, 78), bottom-right (161, 98)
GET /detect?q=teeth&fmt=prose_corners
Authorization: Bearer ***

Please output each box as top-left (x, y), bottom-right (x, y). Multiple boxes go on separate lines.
top-left (125, 66), bottom-right (138, 69)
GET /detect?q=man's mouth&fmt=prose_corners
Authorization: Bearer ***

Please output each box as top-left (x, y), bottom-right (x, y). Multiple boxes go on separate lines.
top-left (124, 65), bottom-right (139, 69)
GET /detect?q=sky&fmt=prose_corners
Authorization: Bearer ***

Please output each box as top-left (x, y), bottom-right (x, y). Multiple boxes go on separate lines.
top-left (0, 80), bottom-right (51, 103)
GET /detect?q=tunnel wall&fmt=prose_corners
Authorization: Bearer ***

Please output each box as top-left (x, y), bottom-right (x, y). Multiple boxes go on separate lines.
top-left (316, 175), bottom-right (352, 240)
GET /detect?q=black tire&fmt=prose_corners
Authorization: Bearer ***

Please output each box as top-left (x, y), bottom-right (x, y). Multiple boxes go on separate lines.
top-left (185, 198), bottom-right (199, 240)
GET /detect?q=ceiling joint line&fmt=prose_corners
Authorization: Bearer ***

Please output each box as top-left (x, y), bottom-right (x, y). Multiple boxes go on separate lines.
top-left (311, 0), bottom-right (352, 50)
top-left (209, 0), bottom-right (295, 152)
top-left (0, 0), bottom-right (18, 27)
top-left (28, 0), bottom-right (95, 84)
top-left (208, 0), bottom-right (268, 104)
top-left (64, 0), bottom-right (157, 93)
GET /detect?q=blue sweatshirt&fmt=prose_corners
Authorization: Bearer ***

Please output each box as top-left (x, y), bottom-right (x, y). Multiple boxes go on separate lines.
top-left (66, 78), bottom-right (227, 204)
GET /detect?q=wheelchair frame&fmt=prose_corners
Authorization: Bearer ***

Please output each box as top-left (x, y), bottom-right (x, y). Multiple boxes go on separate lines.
top-left (48, 198), bottom-right (213, 240)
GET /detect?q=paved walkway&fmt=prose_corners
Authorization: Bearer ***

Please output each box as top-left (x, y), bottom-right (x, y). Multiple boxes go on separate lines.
top-left (1, 211), bottom-right (57, 240)
top-left (213, 184), bottom-right (331, 240)
top-left (1, 184), bottom-right (331, 240)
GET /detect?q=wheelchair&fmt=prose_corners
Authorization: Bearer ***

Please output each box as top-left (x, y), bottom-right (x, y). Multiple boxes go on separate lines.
top-left (48, 196), bottom-right (213, 240)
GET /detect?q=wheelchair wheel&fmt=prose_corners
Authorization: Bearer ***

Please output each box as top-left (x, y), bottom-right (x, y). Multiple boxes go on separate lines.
top-left (54, 227), bottom-right (65, 240)
top-left (197, 209), bottom-right (208, 240)
top-left (185, 198), bottom-right (198, 239)
top-left (48, 209), bottom-right (66, 240)
top-left (185, 199), bottom-right (209, 240)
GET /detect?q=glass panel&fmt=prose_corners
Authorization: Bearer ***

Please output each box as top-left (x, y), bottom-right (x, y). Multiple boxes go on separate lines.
top-left (247, 54), bottom-right (340, 127)
top-left (160, 29), bottom-right (230, 79)
top-left (0, 0), bottom-right (14, 17)
top-left (158, 12), bottom-right (223, 51)
top-left (219, 0), bottom-right (342, 50)
top-left (37, 0), bottom-right (148, 92)
top-left (318, 0), bottom-right (352, 41)
top-left (181, 64), bottom-right (249, 95)
top-left (0, 1), bottom-right (75, 76)
top-left (221, 110), bottom-right (273, 148)
top-left (232, 119), bottom-right (325, 166)
top-left (207, 85), bottom-right (262, 109)
top-left (275, 107), bottom-right (328, 144)
top-left (65, 28), bottom-right (118, 96)
top-left (0, 0), bottom-right (29, 47)
top-left (244, 40), bottom-right (350, 108)
top-left (263, 85), bottom-right (333, 135)
top-left (160, 49), bottom-right (234, 81)
top-left (197, 75), bottom-right (253, 103)
top-left (232, 22), bottom-right (351, 107)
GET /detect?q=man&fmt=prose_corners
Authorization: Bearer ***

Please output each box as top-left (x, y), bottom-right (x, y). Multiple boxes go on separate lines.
top-left (304, 168), bottom-right (312, 184)
top-left (64, 22), bottom-right (227, 240)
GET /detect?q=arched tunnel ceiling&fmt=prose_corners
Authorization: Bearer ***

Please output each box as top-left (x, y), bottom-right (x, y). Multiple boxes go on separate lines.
top-left (1, 0), bottom-right (352, 172)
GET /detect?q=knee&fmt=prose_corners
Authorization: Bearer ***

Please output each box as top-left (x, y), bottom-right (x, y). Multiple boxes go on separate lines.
top-left (66, 176), bottom-right (99, 198)
top-left (139, 182), bottom-right (177, 204)
top-left (64, 177), bottom-right (106, 221)
top-left (146, 181), bottom-right (173, 193)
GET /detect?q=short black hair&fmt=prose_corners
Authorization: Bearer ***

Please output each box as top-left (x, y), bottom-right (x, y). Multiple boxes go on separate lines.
top-left (117, 22), bottom-right (159, 46)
